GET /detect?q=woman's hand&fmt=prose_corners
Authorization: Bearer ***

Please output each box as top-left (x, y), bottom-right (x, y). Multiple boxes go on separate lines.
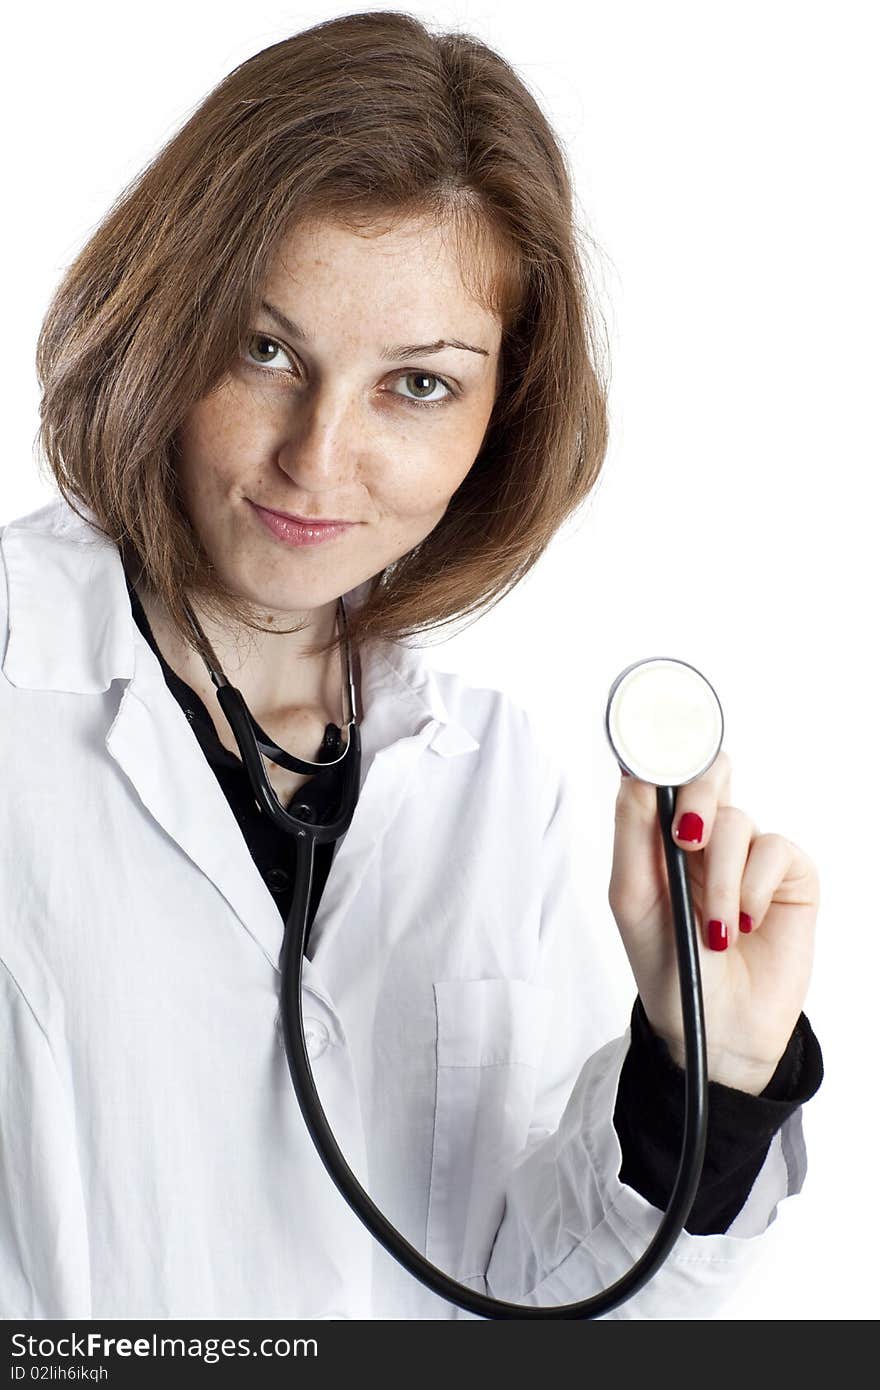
top-left (608, 750), bottom-right (820, 1095)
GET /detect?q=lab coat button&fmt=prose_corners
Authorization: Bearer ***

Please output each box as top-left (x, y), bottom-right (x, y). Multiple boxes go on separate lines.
top-left (303, 1017), bottom-right (330, 1059)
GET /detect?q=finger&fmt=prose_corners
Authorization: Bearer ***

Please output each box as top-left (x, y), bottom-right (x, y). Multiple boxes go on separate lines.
top-left (740, 833), bottom-right (814, 930)
top-left (609, 770), bottom-right (671, 928)
top-left (670, 749), bottom-right (733, 852)
top-left (701, 804), bottom-right (759, 950)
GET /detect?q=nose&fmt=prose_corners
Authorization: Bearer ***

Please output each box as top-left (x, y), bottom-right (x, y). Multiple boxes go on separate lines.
top-left (275, 383), bottom-right (360, 489)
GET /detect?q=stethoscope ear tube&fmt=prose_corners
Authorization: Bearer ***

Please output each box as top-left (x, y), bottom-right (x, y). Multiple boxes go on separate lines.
top-left (214, 685), bottom-right (362, 843)
top-left (279, 784), bottom-right (709, 1319)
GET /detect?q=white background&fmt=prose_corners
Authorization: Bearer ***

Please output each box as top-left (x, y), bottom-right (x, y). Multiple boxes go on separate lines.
top-left (3, 1), bottom-right (876, 1320)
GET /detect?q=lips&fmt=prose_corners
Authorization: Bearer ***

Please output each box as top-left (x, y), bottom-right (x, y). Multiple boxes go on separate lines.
top-left (248, 499), bottom-right (355, 548)
top-left (259, 506), bottom-right (352, 525)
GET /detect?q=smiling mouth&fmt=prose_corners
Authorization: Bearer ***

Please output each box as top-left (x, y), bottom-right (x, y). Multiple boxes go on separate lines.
top-left (251, 501), bottom-right (355, 525)
top-left (247, 500), bottom-right (357, 547)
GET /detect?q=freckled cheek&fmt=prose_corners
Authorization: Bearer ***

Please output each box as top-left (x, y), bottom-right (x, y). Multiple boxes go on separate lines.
top-left (177, 410), bottom-right (255, 508)
top-left (368, 437), bottom-right (478, 521)
top-left (371, 478), bottom-right (449, 527)
top-left (176, 452), bottom-right (225, 527)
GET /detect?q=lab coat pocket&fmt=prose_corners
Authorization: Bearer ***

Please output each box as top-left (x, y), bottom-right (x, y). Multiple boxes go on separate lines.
top-left (426, 977), bottom-right (552, 1281)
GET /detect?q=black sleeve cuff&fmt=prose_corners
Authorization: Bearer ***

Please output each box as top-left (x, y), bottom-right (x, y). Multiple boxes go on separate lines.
top-left (612, 995), bottom-right (824, 1234)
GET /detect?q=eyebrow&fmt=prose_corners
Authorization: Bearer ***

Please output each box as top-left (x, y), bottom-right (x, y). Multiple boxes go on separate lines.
top-left (260, 299), bottom-right (490, 360)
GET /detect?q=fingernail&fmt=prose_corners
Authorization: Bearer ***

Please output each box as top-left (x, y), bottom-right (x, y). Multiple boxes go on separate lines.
top-left (619, 765), bottom-right (630, 777)
top-left (675, 812), bottom-right (704, 843)
top-left (739, 912), bottom-right (753, 933)
top-left (708, 919), bottom-right (728, 951)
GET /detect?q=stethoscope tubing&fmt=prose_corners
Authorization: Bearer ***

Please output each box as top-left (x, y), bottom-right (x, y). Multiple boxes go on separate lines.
top-left (279, 782), bottom-right (710, 1319)
top-left (181, 590), bottom-right (710, 1318)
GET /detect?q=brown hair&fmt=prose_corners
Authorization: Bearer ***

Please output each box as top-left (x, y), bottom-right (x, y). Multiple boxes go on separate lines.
top-left (35, 8), bottom-right (609, 667)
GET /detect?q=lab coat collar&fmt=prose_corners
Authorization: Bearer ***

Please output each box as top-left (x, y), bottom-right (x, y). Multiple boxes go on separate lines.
top-left (0, 494), bottom-right (480, 759)
top-left (2, 494), bottom-right (480, 985)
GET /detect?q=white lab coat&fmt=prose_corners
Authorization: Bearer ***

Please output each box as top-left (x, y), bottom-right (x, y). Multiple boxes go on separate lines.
top-left (0, 496), bottom-right (810, 1320)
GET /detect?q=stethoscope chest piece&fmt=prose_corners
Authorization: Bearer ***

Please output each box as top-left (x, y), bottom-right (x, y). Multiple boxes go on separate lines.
top-left (605, 656), bottom-right (724, 787)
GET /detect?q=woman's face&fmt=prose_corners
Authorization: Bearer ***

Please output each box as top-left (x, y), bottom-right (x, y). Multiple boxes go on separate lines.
top-left (175, 213), bottom-right (504, 620)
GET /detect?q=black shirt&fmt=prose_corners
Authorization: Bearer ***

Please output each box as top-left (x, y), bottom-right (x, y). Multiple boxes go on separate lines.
top-left (614, 995), bottom-right (823, 1233)
top-left (125, 572), bottom-right (824, 1235)
top-left (124, 568), bottom-right (342, 957)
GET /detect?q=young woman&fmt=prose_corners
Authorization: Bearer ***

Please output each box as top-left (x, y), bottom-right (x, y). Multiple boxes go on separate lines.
top-left (0, 11), bottom-right (822, 1320)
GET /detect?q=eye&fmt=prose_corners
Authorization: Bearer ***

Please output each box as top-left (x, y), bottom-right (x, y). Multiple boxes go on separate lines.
top-left (242, 332), bottom-right (456, 410)
top-left (388, 371), bottom-right (454, 409)
top-left (243, 332), bottom-right (295, 374)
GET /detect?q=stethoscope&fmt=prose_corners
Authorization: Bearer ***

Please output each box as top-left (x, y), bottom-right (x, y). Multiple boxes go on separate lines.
top-left (181, 592), bottom-right (724, 1319)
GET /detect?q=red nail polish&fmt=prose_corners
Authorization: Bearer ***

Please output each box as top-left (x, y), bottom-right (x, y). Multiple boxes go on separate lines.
top-left (619, 765), bottom-right (630, 777)
top-left (708, 919), bottom-right (728, 950)
top-left (675, 812), bottom-right (704, 843)
top-left (739, 912), bottom-right (753, 933)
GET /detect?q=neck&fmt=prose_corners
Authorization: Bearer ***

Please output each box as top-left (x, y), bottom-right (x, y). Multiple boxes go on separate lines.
top-left (140, 583), bottom-right (346, 730)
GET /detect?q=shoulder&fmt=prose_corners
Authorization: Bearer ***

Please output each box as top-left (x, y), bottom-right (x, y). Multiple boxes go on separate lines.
top-left (430, 660), bottom-right (537, 738)
top-left (0, 498), bottom-right (75, 675)
top-left (425, 659), bottom-right (562, 801)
